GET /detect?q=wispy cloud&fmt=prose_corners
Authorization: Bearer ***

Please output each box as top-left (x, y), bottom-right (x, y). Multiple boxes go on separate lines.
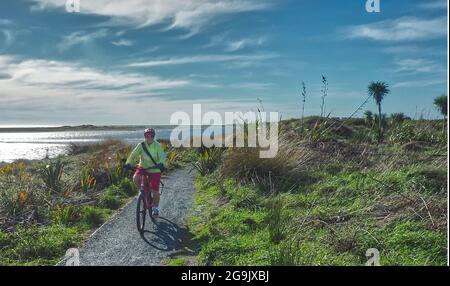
top-left (30, 0), bottom-right (274, 37)
top-left (0, 54), bottom-right (264, 124)
top-left (126, 53), bottom-right (278, 67)
top-left (393, 79), bottom-right (447, 88)
top-left (0, 18), bottom-right (13, 26)
top-left (394, 58), bottom-right (442, 74)
top-left (203, 32), bottom-right (230, 48)
top-left (58, 29), bottom-right (109, 52)
top-left (229, 82), bottom-right (273, 90)
top-left (112, 39), bottom-right (135, 47)
top-left (204, 32), bottom-right (268, 51)
top-left (344, 17), bottom-right (447, 41)
top-left (417, 0), bottom-right (447, 10)
top-left (0, 55), bottom-right (190, 100)
top-left (225, 36), bottom-right (267, 52)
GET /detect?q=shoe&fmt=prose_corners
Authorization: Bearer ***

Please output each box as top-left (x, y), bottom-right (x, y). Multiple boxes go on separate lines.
top-left (151, 207), bottom-right (159, 218)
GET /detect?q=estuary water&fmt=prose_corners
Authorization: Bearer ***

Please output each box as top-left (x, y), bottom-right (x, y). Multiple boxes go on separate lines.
top-left (0, 126), bottom-right (229, 163)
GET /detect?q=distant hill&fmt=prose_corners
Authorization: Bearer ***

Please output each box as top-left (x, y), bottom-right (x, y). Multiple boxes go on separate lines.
top-left (0, 125), bottom-right (177, 133)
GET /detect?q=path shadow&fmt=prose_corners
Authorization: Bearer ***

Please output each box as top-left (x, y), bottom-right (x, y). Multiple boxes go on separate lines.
top-left (139, 217), bottom-right (196, 253)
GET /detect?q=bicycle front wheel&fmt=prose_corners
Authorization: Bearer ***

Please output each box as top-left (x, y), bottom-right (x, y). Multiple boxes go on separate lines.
top-left (136, 193), bottom-right (146, 233)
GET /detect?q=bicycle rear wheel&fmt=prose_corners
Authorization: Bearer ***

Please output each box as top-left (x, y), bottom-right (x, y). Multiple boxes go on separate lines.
top-left (136, 193), bottom-right (146, 233)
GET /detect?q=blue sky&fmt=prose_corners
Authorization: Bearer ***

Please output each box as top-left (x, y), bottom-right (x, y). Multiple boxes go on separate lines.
top-left (0, 0), bottom-right (447, 125)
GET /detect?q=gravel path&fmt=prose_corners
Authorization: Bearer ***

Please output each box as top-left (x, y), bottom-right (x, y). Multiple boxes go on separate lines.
top-left (68, 168), bottom-right (196, 266)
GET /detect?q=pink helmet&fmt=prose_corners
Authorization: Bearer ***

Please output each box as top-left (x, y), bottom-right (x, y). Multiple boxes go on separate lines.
top-left (144, 128), bottom-right (155, 137)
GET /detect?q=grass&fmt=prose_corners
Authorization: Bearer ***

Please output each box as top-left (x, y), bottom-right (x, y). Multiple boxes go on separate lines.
top-left (185, 118), bottom-right (447, 266)
top-left (167, 257), bottom-right (187, 266)
top-left (0, 224), bottom-right (83, 266)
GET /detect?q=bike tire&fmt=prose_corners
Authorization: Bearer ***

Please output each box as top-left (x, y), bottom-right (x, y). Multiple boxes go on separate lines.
top-left (136, 193), bottom-right (146, 233)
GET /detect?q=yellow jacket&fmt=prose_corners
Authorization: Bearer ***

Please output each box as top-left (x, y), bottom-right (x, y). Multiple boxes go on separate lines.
top-left (125, 141), bottom-right (166, 173)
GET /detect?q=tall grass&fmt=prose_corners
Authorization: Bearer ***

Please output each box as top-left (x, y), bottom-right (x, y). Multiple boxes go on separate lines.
top-left (266, 195), bottom-right (286, 243)
top-left (221, 134), bottom-right (312, 194)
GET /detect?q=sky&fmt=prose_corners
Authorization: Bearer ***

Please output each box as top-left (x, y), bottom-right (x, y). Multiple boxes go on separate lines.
top-left (0, 0), bottom-right (448, 125)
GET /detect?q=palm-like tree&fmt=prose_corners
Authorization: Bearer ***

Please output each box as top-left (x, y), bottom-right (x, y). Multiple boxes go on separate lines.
top-left (434, 95), bottom-right (447, 133)
top-left (368, 82), bottom-right (390, 142)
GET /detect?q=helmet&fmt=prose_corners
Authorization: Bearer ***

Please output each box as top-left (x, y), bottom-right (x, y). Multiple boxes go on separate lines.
top-left (144, 128), bottom-right (155, 137)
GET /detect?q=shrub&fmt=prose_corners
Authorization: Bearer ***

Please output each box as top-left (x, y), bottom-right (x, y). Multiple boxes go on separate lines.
top-left (52, 205), bottom-right (82, 225)
top-left (117, 178), bottom-right (138, 197)
top-left (191, 147), bottom-right (225, 176)
top-left (81, 206), bottom-right (109, 228)
top-left (38, 159), bottom-right (65, 193)
top-left (389, 113), bottom-right (408, 126)
top-left (99, 193), bottom-right (123, 210)
top-left (0, 188), bottom-right (27, 217)
top-left (103, 184), bottom-right (127, 198)
top-left (105, 152), bottom-right (131, 185)
top-left (387, 121), bottom-right (446, 145)
top-left (79, 167), bottom-right (97, 192)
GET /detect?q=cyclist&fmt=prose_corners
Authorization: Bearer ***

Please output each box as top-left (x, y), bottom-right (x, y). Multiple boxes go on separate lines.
top-left (125, 128), bottom-right (166, 218)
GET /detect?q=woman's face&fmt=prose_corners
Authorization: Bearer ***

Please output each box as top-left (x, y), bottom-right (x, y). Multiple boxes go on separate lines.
top-left (145, 134), bottom-right (154, 144)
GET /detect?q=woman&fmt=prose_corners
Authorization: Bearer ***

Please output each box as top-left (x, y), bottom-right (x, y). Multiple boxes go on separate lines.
top-left (125, 128), bottom-right (166, 218)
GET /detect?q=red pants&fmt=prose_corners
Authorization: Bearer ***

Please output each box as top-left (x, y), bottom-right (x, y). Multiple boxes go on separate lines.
top-left (134, 167), bottom-right (161, 193)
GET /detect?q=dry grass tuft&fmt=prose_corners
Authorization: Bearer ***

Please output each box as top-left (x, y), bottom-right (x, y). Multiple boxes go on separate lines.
top-left (221, 134), bottom-right (314, 194)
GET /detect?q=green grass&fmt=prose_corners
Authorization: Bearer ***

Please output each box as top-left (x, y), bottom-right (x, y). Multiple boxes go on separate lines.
top-left (0, 224), bottom-right (83, 266)
top-left (188, 146), bottom-right (447, 266)
top-left (167, 257), bottom-right (187, 266)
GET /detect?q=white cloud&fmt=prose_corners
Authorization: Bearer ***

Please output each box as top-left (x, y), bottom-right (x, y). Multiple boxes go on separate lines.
top-left (0, 55), bottom-right (264, 124)
top-left (112, 39), bottom-right (135, 46)
top-left (225, 36), bottom-right (267, 52)
top-left (204, 33), bottom-right (267, 51)
top-left (344, 17), bottom-right (447, 41)
top-left (127, 53), bottom-right (278, 67)
top-left (0, 55), bottom-right (190, 101)
top-left (30, 0), bottom-right (274, 36)
top-left (58, 29), bottom-right (109, 51)
top-left (394, 58), bottom-right (441, 74)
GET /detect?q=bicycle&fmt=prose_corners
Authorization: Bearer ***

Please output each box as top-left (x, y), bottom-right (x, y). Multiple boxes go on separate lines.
top-left (125, 164), bottom-right (164, 233)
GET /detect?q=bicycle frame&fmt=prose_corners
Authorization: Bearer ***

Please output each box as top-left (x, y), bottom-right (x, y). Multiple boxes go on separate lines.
top-left (139, 171), bottom-right (152, 210)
